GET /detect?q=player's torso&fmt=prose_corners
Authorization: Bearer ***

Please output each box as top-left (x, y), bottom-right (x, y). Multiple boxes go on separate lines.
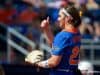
top-left (52, 31), bottom-right (81, 70)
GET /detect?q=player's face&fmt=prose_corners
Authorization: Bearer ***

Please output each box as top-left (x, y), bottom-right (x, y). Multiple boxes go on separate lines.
top-left (57, 9), bottom-right (66, 29)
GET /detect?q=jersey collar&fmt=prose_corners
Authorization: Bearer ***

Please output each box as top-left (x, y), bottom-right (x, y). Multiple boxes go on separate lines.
top-left (63, 27), bottom-right (78, 33)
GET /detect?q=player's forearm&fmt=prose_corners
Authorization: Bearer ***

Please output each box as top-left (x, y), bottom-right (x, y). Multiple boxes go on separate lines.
top-left (36, 59), bottom-right (58, 68)
top-left (43, 27), bottom-right (54, 46)
top-left (37, 55), bottom-right (62, 68)
top-left (40, 17), bottom-right (54, 46)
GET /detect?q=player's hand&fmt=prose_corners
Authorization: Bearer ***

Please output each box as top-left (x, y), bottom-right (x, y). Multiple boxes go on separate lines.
top-left (40, 17), bottom-right (50, 30)
top-left (25, 50), bottom-right (44, 65)
top-left (35, 62), bottom-right (43, 68)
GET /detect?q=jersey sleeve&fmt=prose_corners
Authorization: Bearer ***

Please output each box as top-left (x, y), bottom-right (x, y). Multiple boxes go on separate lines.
top-left (51, 33), bottom-right (69, 56)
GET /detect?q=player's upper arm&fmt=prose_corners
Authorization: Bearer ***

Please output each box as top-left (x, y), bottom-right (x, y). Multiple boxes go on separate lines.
top-left (48, 32), bottom-right (69, 68)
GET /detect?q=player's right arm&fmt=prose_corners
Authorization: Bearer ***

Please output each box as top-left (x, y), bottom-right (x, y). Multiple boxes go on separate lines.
top-left (40, 17), bottom-right (54, 46)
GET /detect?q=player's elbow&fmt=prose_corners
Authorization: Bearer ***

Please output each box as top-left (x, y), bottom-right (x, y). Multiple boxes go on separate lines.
top-left (48, 55), bottom-right (62, 68)
top-left (48, 61), bottom-right (59, 68)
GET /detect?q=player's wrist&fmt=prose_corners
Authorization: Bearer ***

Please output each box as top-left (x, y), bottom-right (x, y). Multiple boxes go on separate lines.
top-left (37, 60), bottom-right (49, 68)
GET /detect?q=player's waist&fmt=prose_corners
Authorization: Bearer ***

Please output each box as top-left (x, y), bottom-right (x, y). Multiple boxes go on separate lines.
top-left (52, 68), bottom-right (78, 72)
top-left (56, 69), bottom-right (73, 72)
top-left (53, 68), bottom-right (78, 72)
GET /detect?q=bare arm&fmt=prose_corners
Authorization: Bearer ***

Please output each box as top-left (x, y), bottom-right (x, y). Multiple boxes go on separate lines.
top-left (25, 54), bottom-right (62, 68)
top-left (37, 17), bottom-right (62, 68)
top-left (40, 17), bottom-right (54, 46)
top-left (37, 55), bottom-right (62, 68)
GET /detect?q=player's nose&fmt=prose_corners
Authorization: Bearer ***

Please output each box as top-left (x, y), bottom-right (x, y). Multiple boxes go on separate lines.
top-left (57, 17), bottom-right (60, 23)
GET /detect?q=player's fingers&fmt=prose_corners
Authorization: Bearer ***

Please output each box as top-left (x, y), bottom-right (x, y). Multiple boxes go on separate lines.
top-left (47, 16), bottom-right (49, 22)
top-left (41, 20), bottom-right (46, 27)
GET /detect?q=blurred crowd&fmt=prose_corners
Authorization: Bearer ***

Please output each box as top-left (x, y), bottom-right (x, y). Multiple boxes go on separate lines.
top-left (0, 0), bottom-right (100, 63)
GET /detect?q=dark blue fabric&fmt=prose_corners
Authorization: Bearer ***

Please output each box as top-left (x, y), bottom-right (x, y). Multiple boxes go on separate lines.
top-left (50, 31), bottom-right (81, 75)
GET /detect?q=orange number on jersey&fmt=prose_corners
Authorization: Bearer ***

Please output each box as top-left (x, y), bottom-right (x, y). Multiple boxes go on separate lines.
top-left (69, 46), bottom-right (79, 65)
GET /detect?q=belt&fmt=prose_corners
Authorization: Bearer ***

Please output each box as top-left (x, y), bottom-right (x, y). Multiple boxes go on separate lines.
top-left (54, 69), bottom-right (73, 72)
top-left (52, 69), bottom-right (82, 75)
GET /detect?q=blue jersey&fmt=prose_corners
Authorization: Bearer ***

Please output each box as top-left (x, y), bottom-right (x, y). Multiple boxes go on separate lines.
top-left (50, 31), bottom-right (81, 75)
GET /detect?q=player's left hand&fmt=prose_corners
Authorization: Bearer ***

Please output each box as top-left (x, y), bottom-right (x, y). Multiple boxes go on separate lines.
top-left (25, 50), bottom-right (44, 64)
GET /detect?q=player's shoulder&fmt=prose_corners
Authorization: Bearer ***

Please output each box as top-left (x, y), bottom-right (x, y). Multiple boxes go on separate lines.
top-left (53, 31), bottom-right (72, 43)
top-left (55, 31), bottom-right (72, 39)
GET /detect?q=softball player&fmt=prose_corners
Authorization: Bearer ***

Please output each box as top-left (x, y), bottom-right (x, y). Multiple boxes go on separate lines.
top-left (27, 5), bottom-right (82, 75)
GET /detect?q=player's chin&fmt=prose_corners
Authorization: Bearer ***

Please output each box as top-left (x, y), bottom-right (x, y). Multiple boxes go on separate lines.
top-left (56, 23), bottom-right (63, 29)
top-left (59, 24), bottom-right (64, 29)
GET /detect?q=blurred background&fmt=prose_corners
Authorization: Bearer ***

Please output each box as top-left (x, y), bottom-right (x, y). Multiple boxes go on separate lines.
top-left (0, 0), bottom-right (100, 75)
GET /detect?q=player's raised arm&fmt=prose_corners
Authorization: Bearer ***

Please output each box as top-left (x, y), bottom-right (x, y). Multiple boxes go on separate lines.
top-left (40, 17), bottom-right (54, 46)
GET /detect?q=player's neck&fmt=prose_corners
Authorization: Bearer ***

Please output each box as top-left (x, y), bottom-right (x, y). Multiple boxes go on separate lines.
top-left (63, 24), bottom-right (78, 33)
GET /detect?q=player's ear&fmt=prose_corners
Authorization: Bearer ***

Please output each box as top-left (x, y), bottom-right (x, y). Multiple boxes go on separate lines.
top-left (65, 16), bottom-right (71, 23)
